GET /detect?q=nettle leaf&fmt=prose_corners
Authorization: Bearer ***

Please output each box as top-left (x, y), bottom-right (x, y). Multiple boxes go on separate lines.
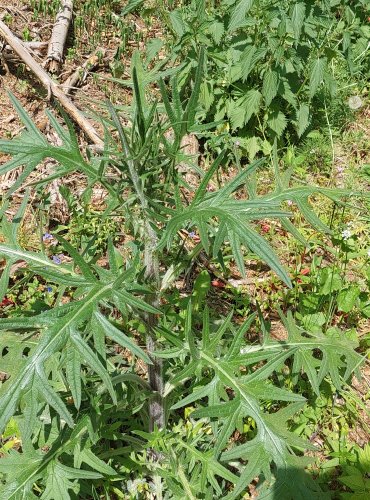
top-left (291, 3), bottom-right (306, 43)
top-left (240, 45), bottom-right (266, 81)
top-left (208, 21), bottom-right (224, 45)
top-left (243, 89), bottom-right (262, 125)
top-left (267, 108), bottom-right (287, 137)
top-left (241, 136), bottom-right (261, 160)
top-left (228, 100), bottom-right (245, 130)
top-left (280, 79), bottom-right (297, 108)
top-left (295, 103), bottom-right (311, 137)
top-left (169, 9), bottom-right (186, 37)
top-left (309, 57), bottom-right (327, 98)
top-left (228, 0), bottom-right (254, 33)
top-left (262, 69), bottom-right (279, 106)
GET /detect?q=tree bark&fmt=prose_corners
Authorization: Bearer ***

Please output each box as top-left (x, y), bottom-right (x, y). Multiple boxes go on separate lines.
top-left (46, 0), bottom-right (73, 74)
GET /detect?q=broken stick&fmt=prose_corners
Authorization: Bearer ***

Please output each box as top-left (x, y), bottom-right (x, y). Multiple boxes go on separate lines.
top-left (46, 0), bottom-right (73, 74)
top-left (63, 48), bottom-right (106, 95)
top-left (0, 19), bottom-right (103, 148)
top-left (2, 41), bottom-right (48, 63)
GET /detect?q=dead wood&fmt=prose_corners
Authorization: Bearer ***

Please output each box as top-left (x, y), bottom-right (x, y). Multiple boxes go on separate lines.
top-left (2, 41), bottom-right (48, 63)
top-left (63, 48), bottom-right (106, 95)
top-left (46, 0), bottom-right (73, 74)
top-left (0, 19), bottom-right (103, 148)
top-left (7, 41), bottom-right (48, 51)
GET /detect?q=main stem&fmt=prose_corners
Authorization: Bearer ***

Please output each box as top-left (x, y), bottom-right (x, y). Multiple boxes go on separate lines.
top-left (119, 128), bottom-right (164, 431)
top-left (144, 223), bottom-right (164, 431)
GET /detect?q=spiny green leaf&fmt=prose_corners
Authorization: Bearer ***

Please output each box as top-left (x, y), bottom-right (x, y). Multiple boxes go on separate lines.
top-left (35, 368), bottom-right (74, 428)
top-left (79, 448), bottom-right (117, 476)
top-left (94, 311), bottom-right (152, 364)
top-left (65, 343), bottom-right (82, 410)
top-left (70, 328), bottom-right (116, 404)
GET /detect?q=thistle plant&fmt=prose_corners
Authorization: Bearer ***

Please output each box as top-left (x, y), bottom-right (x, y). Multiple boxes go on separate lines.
top-left (0, 51), bottom-right (364, 498)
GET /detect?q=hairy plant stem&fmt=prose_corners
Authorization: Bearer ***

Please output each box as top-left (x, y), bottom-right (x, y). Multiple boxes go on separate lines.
top-left (118, 122), bottom-right (164, 432)
top-left (143, 225), bottom-right (164, 432)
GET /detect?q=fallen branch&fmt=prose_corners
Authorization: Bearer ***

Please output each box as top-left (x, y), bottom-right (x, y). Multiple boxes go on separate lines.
top-left (46, 0), bottom-right (73, 74)
top-left (0, 19), bottom-right (103, 148)
top-left (2, 41), bottom-right (48, 62)
top-left (63, 48), bottom-right (106, 95)
top-left (6, 41), bottom-right (48, 51)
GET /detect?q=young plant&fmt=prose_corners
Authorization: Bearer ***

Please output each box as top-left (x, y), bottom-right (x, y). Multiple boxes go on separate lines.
top-left (0, 52), bottom-right (365, 498)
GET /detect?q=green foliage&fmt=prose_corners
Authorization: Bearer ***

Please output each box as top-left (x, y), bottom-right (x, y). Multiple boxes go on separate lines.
top-left (338, 444), bottom-right (370, 498)
top-left (163, 0), bottom-right (369, 158)
top-left (0, 50), bottom-right (366, 498)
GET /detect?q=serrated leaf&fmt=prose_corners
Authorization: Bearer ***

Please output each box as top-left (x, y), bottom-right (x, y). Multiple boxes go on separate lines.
top-left (309, 57), bottom-right (327, 98)
top-left (243, 89), bottom-right (262, 125)
top-left (35, 369), bottom-right (74, 428)
top-left (240, 45), bottom-right (266, 81)
top-left (70, 328), bottom-right (116, 404)
top-left (79, 448), bottom-right (116, 476)
top-left (296, 103), bottom-right (310, 137)
top-left (262, 69), bottom-right (279, 106)
top-left (242, 136), bottom-right (261, 160)
top-left (208, 21), bottom-right (224, 45)
top-left (267, 109), bottom-right (287, 136)
top-left (192, 398), bottom-right (240, 419)
top-left (228, 0), bottom-right (254, 33)
top-left (291, 3), bottom-right (306, 43)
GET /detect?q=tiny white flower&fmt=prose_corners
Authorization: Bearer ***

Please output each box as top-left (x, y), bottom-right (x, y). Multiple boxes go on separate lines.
top-left (367, 249), bottom-right (370, 258)
top-left (341, 229), bottom-right (352, 240)
top-left (348, 96), bottom-right (363, 110)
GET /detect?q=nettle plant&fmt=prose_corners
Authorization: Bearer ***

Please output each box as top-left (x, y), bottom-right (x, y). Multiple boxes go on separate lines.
top-left (0, 53), bottom-right (364, 498)
top-left (165, 0), bottom-right (369, 158)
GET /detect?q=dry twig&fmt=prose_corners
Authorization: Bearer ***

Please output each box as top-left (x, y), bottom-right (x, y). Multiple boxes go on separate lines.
top-left (0, 19), bottom-right (103, 147)
top-left (63, 48), bottom-right (106, 95)
top-left (2, 41), bottom-right (47, 63)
